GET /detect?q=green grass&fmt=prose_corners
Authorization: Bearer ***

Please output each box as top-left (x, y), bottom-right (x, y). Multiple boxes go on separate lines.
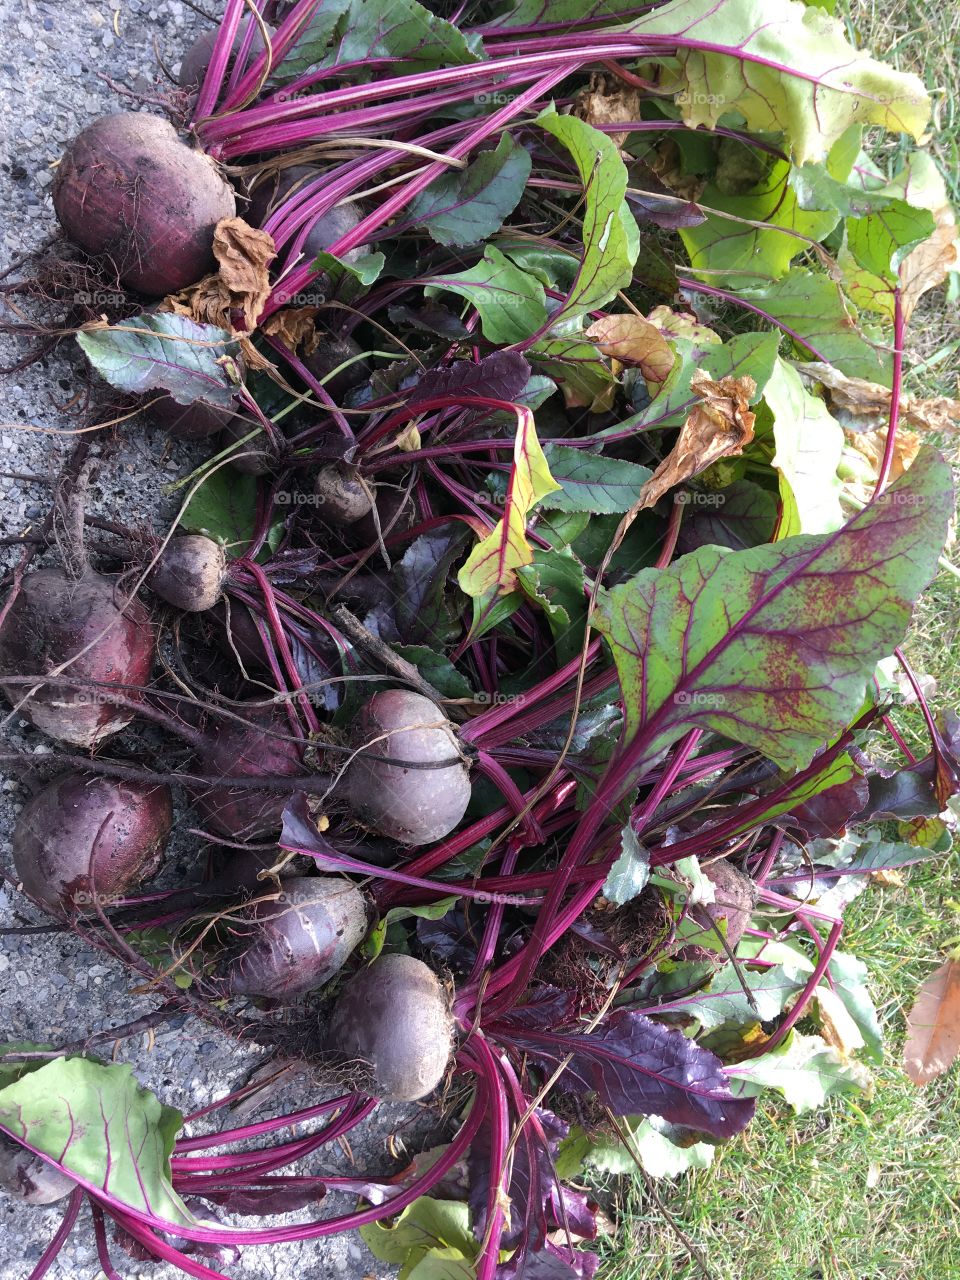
top-left (596, 4), bottom-right (960, 1276)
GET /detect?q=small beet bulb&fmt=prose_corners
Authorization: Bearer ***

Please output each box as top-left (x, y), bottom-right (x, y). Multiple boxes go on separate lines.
top-left (0, 568), bottom-right (154, 748)
top-left (224, 876), bottom-right (367, 1000)
top-left (346, 690), bottom-right (470, 846)
top-left (327, 954), bottom-right (453, 1101)
top-left (0, 1135), bottom-right (74, 1205)
top-left (193, 708), bottom-right (308, 840)
top-left (53, 112), bottom-right (236, 295)
top-left (148, 535), bottom-right (227, 613)
top-left (249, 166), bottom-right (370, 264)
top-left (13, 773), bottom-right (173, 914)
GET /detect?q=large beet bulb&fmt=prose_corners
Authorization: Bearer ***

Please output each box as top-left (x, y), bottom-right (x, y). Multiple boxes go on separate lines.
top-left (0, 568), bottom-right (154, 748)
top-left (53, 113), bottom-right (236, 295)
top-left (224, 876), bottom-right (367, 1000)
top-left (0, 1135), bottom-right (74, 1205)
top-left (345, 690), bottom-right (470, 846)
top-left (327, 954), bottom-right (453, 1101)
top-left (193, 709), bottom-right (308, 840)
top-left (13, 773), bottom-right (173, 914)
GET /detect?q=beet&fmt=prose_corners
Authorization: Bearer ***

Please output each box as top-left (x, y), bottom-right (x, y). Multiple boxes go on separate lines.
top-left (178, 20), bottom-right (275, 90)
top-left (0, 1135), bottom-right (74, 1205)
top-left (345, 689), bottom-right (470, 846)
top-left (148, 535), bottom-right (227, 613)
top-left (0, 568), bottom-right (154, 748)
top-left (224, 875), bottom-right (367, 1000)
top-left (248, 166), bottom-right (370, 264)
top-left (680, 860), bottom-right (756, 960)
top-left (13, 773), bottom-right (172, 914)
top-left (327, 954), bottom-right (452, 1101)
top-left (314, 464), bottom-right (374, 526)
top-left (208, 598), bottom-right (268, 670)
top-left (303, 334), bottom-right (371, 403)
top-left (222, 416), bottom-right (277, 475)
top-left (193, 709), bottom-right (307, 840)
top-left (52, 113), bottom-right (236, 295)
top-left (145, 392), bottom-right (238, 441)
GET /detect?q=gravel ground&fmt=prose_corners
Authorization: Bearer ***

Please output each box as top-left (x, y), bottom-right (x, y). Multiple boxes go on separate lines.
top-left (0, 2), bottom-right (407, 1275)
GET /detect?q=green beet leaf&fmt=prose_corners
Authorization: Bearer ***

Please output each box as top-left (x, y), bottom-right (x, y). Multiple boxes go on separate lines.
top-left (424, 246), bottom-right (547, 344)
top-left (409, 134), bottom-right (531, 247)
top-left (77, 313), bottom-right (240, 409)
top-left (0, 1056), bottom-right (195, 1228)
top-left (728, 1030), bottom-right (873, 1112)
top-left (631, 0), bottom-right (929, 164)
top-left (541, 446), bottom-right (652, 515)
top-left (595, 447), bottom-right (953, 773)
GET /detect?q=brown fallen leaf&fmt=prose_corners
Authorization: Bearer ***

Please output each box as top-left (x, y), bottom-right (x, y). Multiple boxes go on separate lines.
top-left (638, 371), bottom-right (756, 509)
top-left (842, 424), bottom-right (922, 484)
top-left (796, 361), bottom-right (960, 433)
top-left (901, 200), bottom-right (960, 323)
top-left (871, 868), bottom-right (905, 888)
top-left (575, 71), bottom-right (645, 149)
top-left (649, 137), bottom-right (706, 203)
top-left (903, 957), bottom-right (960, 1085)
top-left (585, 313), bottom-right (675, 386)
top-left (260, 305), bottom-right (321, 356)
top-left (162, 217), bottom-right (276, 335)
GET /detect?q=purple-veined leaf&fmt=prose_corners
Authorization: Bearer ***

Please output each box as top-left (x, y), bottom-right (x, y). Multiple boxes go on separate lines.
top-left (516, 548), bottom-right (587, 666)
top-left (788, 765), bottom-right (869, 838)
top-left (183, 467), bottom-right (257, 554)
top-left (634, 957), bottom-right (809, 1032)
top-left (470, 1106), bottom-right (567, 1251)
top-left (492, 1010), bottom-right (756, 1139)
top-left (534, 109), bottom-right (639, 325)
top-left (458, 409), bottom-right (561, 599)
top-left (388, 302), bottom-right (470, 340)
top-left (359, 1196), bottom-right (476, 1268)
top-left (393, 527), bottom-right (471, 647)
top-left (528, 337), bottom-right (616, 410)
top-left (675, 479), bottom-right (778, 554)
top-left (739, 270), bottom-right (891, 384)
top-left (0, 1056), bottom-right (196, 1229)
top-left (409, 134), bottom-right (532, 248)
top-left (595, 447), bottom-right (953, 774)
top-left (490, 0), bottom-right (644, 26)
top-left (540, 446), bottom-right (652, 516)
top-left (764, 357), bottom-right (845, 537)
top-left (424, 247), bottom-right (547, 344)
top-left (115, 1199), bottom-right (240, 1267)
top-left (627, 185), bottom-right (705, 230)
top-left (410, 350), bottom-right (533, 412)
top-left (77, 313), bottom-right (240, 409)
top-left (631, 0), bottom-right (929, 164)
top-left (195, 1185), bottom-right (326, 1216)
top-left (417, 905), bottom-right (480, 972)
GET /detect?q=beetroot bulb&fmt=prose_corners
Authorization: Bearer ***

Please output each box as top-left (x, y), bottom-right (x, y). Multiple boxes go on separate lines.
top-left (52, 112), bottom-right (236, 295)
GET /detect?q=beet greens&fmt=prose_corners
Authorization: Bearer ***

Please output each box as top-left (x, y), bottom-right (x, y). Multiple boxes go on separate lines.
top-left (1, 0), bottom-right (958, 1277)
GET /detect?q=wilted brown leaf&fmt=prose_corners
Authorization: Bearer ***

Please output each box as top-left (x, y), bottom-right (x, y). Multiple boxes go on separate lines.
top-left (816, 987), bottom-right (864, 1061)
top-left (903, 957), bottom-right (960, 1085)
top-left (797, 362), bottom-right (960, 433)
top-left (261, 305), bottom-right (321, 356)
top-left (575, 71), bottom-right (645, 149)
top-left (649, 138), bottom-right (706, 203)
top-left (646, 305), bottom-right (721, 347)
top-left (638, 371), bottom-right (756, 509)
top-left (585, 313), bottom-right (675, 386)
top-left (871, 868), bottom-right (905, 888)
top-left (901, 201), bottom-right (960, 323)
top-left (162, 217), bottom-right (276, 335)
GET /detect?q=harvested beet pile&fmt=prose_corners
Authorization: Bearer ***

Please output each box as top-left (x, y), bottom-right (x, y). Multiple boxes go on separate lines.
top-left (1, 2), bottom-right (958, 1278)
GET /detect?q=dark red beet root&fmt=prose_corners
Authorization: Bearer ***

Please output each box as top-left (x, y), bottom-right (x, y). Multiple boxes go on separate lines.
top-left (145, 392), bottom-right (238, 441)
top-left (178, 21), bottom-right (275, 90)
top-left (0, 1135), bottom-right (74, 1205)
top-left (193, 709), bottom-right (308, 840)
top-left (208, 598), bottom-right (268, 670)
top-left (679, 860), bottom-right (756, 960)
top-left (52, 113), bottom-right (236, 296)
top-left (224, 875), bottom-right (367, 1000)
top-left (13, 773), bottom-right (172, 914)
top-left (303, 334), bottom-right (371, 403)
top-left (148, 535), bottom-right (227, 613)
top-left (0, 568), bottom-right (154, 748)
top-left (327, 954), bottom-right (452, 1101)
top-left (314, 464), bottom-right (374, 525)
top-left (345, 689), bottom-right (470, 846)
top-left (248, 166), bottom-right (370, 264)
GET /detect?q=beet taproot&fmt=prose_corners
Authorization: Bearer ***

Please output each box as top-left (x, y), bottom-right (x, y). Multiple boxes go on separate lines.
top-left (52, 113), bottom-right (236, 295)
top-left (345, 689), bottom-right (470, 846)
top-left (0, 568), bottom-right (154, 747)
top-left (327, 954), bottom-right (452, 1101)
top-left (13, 773), bottom-right (172, 914)
top-left (148, 535), bottom-right (227, 613)
top-left (224, 875), bottom-right (367, 1000)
